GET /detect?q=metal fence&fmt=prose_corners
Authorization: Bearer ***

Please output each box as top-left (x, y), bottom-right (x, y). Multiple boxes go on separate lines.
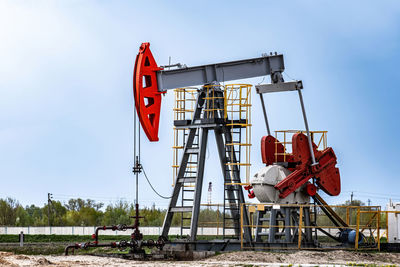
top-left (0, 226), bottom-right (234, 236)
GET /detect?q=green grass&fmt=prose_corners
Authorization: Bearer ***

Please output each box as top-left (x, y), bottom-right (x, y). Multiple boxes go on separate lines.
top-left (0, 234), bottom-right (164, 243)
top-left (0, 245), bottom-right (66, 255)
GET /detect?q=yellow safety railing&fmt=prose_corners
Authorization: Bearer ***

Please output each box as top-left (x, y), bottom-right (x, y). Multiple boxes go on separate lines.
top-left (172, 87), bottom-right (198, 187)
top-left (274, 130), bottom-right (328, 162)
top-left (224, 84), bottom-right (252, 185)
top-left (172, 84), bottom-right (252, 186)
top-left (240, 203), bottom-right (382, 251)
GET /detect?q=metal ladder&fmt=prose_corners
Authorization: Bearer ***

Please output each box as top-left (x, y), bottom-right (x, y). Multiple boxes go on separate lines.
top-left (161, 91), bottom-right (208, 241)
top-left (222, 127), bottom-right (242, 238)
top-left (180, 129), bottom-right (200, 235)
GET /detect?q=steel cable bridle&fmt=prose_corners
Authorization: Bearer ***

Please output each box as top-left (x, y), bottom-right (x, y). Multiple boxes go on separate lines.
top-left (133, 100), bottom-right (171, 201)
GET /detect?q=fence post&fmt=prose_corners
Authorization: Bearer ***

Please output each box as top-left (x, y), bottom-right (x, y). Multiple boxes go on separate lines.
top-left (386, 211), bottom-right (389, 240)
top-left (19, 231), bottom-right (24, 247)
top-left (355, 207), bottom-right (360, 250)
top-left (377, 210), bottom-right (380, 251)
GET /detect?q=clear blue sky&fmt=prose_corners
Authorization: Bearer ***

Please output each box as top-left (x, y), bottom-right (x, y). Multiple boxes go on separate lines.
top-left (0, 0), bottom-right (399, 209)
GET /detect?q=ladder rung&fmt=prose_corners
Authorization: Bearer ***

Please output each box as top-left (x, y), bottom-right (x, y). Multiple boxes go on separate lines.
top-left (171, 206), bottom-right (193, 212)
top-left (186, 148), bottom-right (199, 154)
top-left (183, 189), bottom-right (195, 192)
top-left (178, 177), bottom-right (196, 183)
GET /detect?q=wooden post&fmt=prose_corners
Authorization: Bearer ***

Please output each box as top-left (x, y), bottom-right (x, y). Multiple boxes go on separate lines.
top-left (355, 208), bottom-right (360, 250)
top-left (298, 206), bottom-right (303, 249)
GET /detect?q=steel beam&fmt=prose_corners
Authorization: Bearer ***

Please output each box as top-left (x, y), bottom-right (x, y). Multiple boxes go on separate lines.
top-left (255, 80), bottom-right (303, 94)
top-left (157, 55), bottom-right (285, 91)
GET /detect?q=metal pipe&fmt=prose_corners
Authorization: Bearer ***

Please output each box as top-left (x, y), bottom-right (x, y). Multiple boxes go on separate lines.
top-left (297, 89), bottom-right (317, 165)
top-left (65, 239), bottom-right (164, 256)
top-left (258, 94), bottom-right (271, 135)
top-left (94, 225), bottom-right (136, 243)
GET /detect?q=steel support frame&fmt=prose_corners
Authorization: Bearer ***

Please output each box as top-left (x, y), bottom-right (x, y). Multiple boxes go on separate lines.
top-left (161, 87), bottom-right (252, 243)
top-left (256, 81), bottom-right (317, 166)
top-left (254, 206), bottom-right (313, 246)
top-left (190, 127), bottom-right (208, 240)
top-left (161, 92), bottom-right (206, 238)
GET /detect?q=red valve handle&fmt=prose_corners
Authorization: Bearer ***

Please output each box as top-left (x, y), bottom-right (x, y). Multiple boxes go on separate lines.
top-left (133, 43), bottom-right (163, 141)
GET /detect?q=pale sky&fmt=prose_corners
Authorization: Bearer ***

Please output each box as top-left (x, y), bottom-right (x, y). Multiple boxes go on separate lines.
top-left (0, 0), bottom-right (400, 209)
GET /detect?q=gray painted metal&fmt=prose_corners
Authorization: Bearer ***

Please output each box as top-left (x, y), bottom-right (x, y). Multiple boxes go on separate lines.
top-left (297, 88), bottom-right (317, 166)
top-left (161, 88), bottom-right (252, 243)
top-left (171, 207), bottom-right (193, 213)
top-left (161, 93), bottom-right (206, 238)
top-left (156, 55), bottom-right (285, 91)
top-left (254, 206), bottom-right (314, 246)
top-left (190, 128), bottom-right (209, 241)
top-left (258, 94), bottom-right (271, 135)
top-left (255, 80), bottom-right (303, 94)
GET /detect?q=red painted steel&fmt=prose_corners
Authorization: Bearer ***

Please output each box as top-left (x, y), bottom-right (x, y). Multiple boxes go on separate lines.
top-left (261, 133), bottom-right (340, 198)
top-left (133, 43), bottom-right (163, 141)
top-left (306, 183), bottom-right (317, 196)
top-left (261, 135), bottom-right (294, 165)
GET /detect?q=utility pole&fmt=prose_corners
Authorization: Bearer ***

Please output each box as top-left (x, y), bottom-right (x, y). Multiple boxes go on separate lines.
top-left (207, 182), bottom-right (212, 209)
top-left (47, 193), bottom-right (53, 226)
top-left (350, 192), bottom-right (353, 205)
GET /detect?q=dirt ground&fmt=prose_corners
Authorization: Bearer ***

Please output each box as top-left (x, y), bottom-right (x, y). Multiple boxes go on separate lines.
top-left (0, 250), bottom-right (399, 266)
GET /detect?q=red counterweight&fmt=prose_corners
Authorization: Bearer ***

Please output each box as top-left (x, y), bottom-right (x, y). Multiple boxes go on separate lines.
top-left (133, 43), bottom-right (163, 141)
top-left (261, 133), bottom-right (340, 198)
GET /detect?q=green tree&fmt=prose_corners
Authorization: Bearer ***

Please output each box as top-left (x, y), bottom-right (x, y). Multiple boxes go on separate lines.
top-left (101, 200), bottom-right (131, 225)
top-left (64, 198), bottom-right (103, 226)
top-left (15, 206), bottom-right (32, 226)
top-left (0, 198), bottom-right (20, 226)
top-left (139, 207), bottom-right (165, 226)
top-left (25, 205), bottom-right (45, 226)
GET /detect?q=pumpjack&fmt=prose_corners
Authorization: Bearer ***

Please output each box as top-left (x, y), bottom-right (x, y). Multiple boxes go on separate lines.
top-left (65, 42), bottom-right (362, 256)
top-left (133, 43), bottom-right (350, 250)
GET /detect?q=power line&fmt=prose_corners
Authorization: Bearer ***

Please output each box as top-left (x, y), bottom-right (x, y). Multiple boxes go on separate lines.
top-left (344, 190), bottom-right (400, 198)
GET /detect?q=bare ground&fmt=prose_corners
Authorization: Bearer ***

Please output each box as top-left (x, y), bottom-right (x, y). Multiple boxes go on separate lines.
top-left (0, 250), bottom-right (399, 266)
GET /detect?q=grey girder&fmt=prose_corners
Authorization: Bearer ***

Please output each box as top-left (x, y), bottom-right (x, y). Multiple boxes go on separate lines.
top-left (156, 54), bottom-right (285, 91)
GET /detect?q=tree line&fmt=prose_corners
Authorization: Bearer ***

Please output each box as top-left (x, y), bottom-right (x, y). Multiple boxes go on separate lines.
top-left (0, 197), bottom-right (222, 227)
top-left (0, 197), bottom-right (379, 228)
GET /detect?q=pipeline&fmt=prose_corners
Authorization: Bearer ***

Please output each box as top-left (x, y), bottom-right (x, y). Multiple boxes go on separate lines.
top-left (64, 239), bottom-right (164, 256)
top-left (92, 224), bottom-right (135, 244)
top-left (65, 202), bottom-right (165, 256)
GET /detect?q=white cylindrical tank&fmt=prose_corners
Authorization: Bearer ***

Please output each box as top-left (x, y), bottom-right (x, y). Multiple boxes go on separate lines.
top-left (387, 202), bottom-right (400, 243)
top-left (250, 165), bottom-right (309, 204)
